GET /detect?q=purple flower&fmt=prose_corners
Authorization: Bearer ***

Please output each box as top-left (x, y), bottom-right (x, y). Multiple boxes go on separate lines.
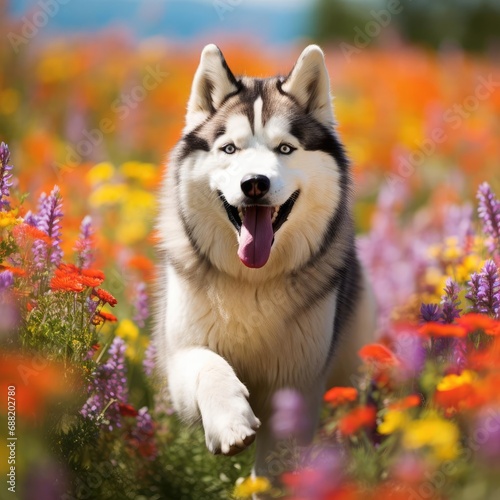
top-left (23, 210), bottom-right (38, 227)
top-left (394, 332), bottom-right (426, 379)
top-left (420, 303), bottom-right (441, 323)
top-left (133, 281), bottom-right (149, 328)
top-left (143, 341), bottom-right (156, 378)
top-left (475, 260), bottom-right (500, 318)
top-left (33, 186), bottom-right (64, 269)
top-left (128, 407), bottom-right (158, 460)
top-left (74, 215), bottom-right (94, 269)
top-left (271, 389), bottom-right (311, 445)
top-left (452, 337), bottom-right (468, 371)
top-left (466, 272), bottom-right (481, 312)
top-left (81, 337), bottom-right (128, 431)
top-left (440, 278), bottom-right (462, 324)
top-left (0, 142), bottom-right (13, 211)
top-left (477, 182), bottom-right (500, 253)
top-left (0, 270), bottom-right (14, 291)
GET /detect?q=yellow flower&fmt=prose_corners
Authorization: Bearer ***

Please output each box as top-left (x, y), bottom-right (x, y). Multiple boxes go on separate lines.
top-left (437, 370), bottom-right (476, 391)
top-left (0, 210), bottom-right (21, 228)
top-left (120, 161), bottom-right (157, 184)
top-left (378, 410), bottom-right (407, 435)
top-left (116, 319), bottom-right (139, 343)
top-left (402, 413), bottom-right (459, 460)
top-left (89, 184), bottom-right (128, 207)
top-left (125, 188), bottom-right (156, 211)
top-left (442, 237), bottom-right (461, 261)
top-left (87, 162), bottom-right (115, 185)
top-left (233, 477), bottom-right (271, 499)
top-left (116, 218), bottom-right (148, 245)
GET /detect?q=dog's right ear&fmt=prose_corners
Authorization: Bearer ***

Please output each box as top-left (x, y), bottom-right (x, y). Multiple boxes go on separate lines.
top-left (185, 44), bottom-right (239, 132)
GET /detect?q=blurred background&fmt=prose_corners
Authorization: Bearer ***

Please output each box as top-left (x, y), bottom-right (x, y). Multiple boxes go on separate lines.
top-left (1, 1), bottom-right (500, 498)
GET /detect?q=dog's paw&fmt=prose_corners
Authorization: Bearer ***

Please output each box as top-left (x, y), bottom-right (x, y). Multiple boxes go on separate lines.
top-left (201, 383), bottom-right (261, 456)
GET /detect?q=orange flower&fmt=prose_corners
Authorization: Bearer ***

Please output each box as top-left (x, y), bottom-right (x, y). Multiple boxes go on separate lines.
top-left (80, 275), bottom-right (104, 288)
top-left (0, 265), bottom-right (26, 276)
top-left (358, 344), bottom-right (398, 366)
top-left (50, 275), bottom-right (85, 293)
top-left (324, 387), bottom-right (358, 405)
top-left (418, 322), bottom-right (467, 338)
top-left (457, 314), bottom-right (497, 333)
top-left (128, 255), bottom-right (154, 280)
top-left (81, 268), bottom-right (105, 281)
top-left (388, 394), bottom-right (422, 411)
top-left (338, 405), bottom-right (376, 435)
top-left (93, 288), bottom-right (118, 307)
top-left (98, 310), bottom-right (118, 322)
top-left (12, 223), bottom-right (51, 244)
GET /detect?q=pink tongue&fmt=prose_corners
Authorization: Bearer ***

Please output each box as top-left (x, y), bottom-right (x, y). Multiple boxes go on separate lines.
top-left (238, 206), bottom-right (274, 268)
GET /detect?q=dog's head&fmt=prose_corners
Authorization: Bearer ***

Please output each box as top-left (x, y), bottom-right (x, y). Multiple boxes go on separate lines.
top-left (173, 44), bottom-right (350, 277)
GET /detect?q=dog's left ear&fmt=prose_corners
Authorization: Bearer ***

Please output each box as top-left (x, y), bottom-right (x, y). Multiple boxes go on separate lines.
top-left (282, 45), bottom-right (334, 126)
top-left (185, 44), bottom-right (239, 132)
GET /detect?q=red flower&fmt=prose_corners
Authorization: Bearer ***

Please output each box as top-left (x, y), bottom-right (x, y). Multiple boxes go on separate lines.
top-left (50, 275), bottom-right (85, 293)
top-left (119, 403), bottom-right (138, 418)
top-left (81, 268), bottom-right (105, 281)
top-left (80, 275), bottom-right (104, 288)
top-left (98, 310), bottom-right (118, 322)
top-left (388, 394), bottom-right (422, 411)
top-left (93, 288), bottom-right (117, 307)
top-left (457, 314), bottom-right (497, 333)
top-left (338, 405), bottom-right (376, 435)
top-left (324, 387), bottom-right (358, 405)
top-left (358, 343), bottom-right (398, 366)
top-left (0, 265), bottom-right (26, 276)
top-left (418, 322), bottom-right (467, 338)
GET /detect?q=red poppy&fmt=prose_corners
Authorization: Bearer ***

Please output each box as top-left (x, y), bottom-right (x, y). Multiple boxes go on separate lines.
top-left (324, 387), bottom-right (358, 405)
top-left (358, 344), bottom-right (398, 366)
top-left (338, 405), bottom-right (376, 435)
top-left (93, 288), bottom-right (118, 307)
top-left (418, 322), bottom-right (467, 338)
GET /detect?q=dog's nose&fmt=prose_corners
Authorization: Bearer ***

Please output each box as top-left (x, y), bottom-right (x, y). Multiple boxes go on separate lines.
top-left (240, 174), bottom-right (270, 200)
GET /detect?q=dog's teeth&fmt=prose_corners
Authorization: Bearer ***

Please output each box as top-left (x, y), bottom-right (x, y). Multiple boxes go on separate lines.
top-left (238, 209), bottom-right (243, 221)
top-left (271, 206), bottom-right (280, 224)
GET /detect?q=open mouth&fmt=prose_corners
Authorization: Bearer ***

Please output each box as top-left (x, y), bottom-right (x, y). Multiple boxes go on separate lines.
top-left (219, 190), bottom-right (300, 269)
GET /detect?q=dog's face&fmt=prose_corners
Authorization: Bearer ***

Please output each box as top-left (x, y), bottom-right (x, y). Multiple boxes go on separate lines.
top-left (174, 45), bottom-right (349, 277)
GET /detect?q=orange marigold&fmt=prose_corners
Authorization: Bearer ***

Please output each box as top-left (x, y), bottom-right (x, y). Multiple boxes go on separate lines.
top-left (50, 275), bottom-right (85, 293)
top-left (338, 405), bottom-right (376, 435)
top-left (358, 343), bottom-right (398, 366)
top-left (81, 268), bottom-right (105, 281)
top-left (418, 322), bottom-right (467, 338)
top-left (324, 387), bottom-right (358, 405)
top-left (93, 288), bottom-right (118, 307)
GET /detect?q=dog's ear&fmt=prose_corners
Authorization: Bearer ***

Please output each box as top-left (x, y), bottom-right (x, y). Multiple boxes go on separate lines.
top-left (281, 45), bottom-right (334, 126)
top-left (185, 44), bottom-right (239, 131)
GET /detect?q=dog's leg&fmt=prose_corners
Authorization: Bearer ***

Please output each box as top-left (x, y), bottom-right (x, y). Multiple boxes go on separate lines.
top-left (167, 347), bottom-right (261, 455)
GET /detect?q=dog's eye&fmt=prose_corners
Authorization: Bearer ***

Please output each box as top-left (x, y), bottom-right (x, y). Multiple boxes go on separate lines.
top-left (278, 143), bottom-right (295, 155)
top-left (221, 144), bottom-right (236, 154)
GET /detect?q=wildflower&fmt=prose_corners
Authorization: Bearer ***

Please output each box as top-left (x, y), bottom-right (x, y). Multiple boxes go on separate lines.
top-left (33, 186), bottom-right (64, 268)
top-left (437, 370), bottom-right (476, 391)
top-left (457, 313), bottom-right (497, 333)
top-left (338, 405), bottom-right (376, 435)
top-left (358, 343), bottom-right (399, 366)
top-left (128, 255), bottom-right (155, 280)
top-left (93, 288), bottom-right (117, 307)
top-left (402, 413), bottom-right (460, 460)
top-left (0, 270), bottom-right (14, 291)
top-left (0, 210), bottom-right (20, 228)
top-left (127, 407), bottom-right (158, 460)
top-left (418, 322), bottom-right (467, 338)
top-left (86, 161), bottom-right (115, 185)
top-left (118, 403), bottom-right (138, 418)
top-left (12, 223), bottom-right (51, 244)
top-left (98, 310), bottom-right (118, 323)
top-left (271, 389), bottom-right (310, 443)
top-left (143, 341), bottom-right (156, 378)
top-left (388, 394), bottom-right (422, 411)
top-left (81, 337), bottom-right (128, 431)
top-left (50, 275), bottom-right (85, 293)
top-left (234, 477), bottom-right (271, 499)
top-left (116, 319), bottom-right (139, 343)
top-left (133, 281), bottom-right (149, 327)
top-left (475, 260), bottom-right (500, 318)
top-left (420, 303), bottom-right (441, 323)
top-left (0, 142), bottom-right (13, 210)
top-left (466, 272), bottom-right (482, 312)
top-left (378, 410), bottom-right (407, 435)
top-left (74, 215), bottom-right (94, 269)
top-left (440, 278), bottom-right (462, 324)
top-left (477, 182), bottom-right (500, 252)
top-left (324, 387), bottom-right (358, 405)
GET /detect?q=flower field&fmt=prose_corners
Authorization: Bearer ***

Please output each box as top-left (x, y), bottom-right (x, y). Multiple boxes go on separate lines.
top-left (1, 15), bottom-right (500, 500)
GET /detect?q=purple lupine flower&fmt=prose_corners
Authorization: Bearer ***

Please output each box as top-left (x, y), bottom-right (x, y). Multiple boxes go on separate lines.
top-left (420, 303), bottom-right (441, 323)
top-left (74, 215), bottom-right (94, 269)
top-left (143, 341), bottom-right (156, 378)
top-left (271, 389), bottom-right (310, 445)
top-left (128, 407), bottom-right (157, 460)
top-left (81, 337), bottom-right (128, 431)
top-left (33, 186), bottom-right (64, 269)
top-left (440, 278), bottom-right (462, 324)
top-left (475, 260), bottom-right (500, 318)
top-left (0, 270), bottom-right (14, 291)
top-left (0, 142), bottom-right (13, 211)
top-left (133, 281), bottom-right (149, 328)
top-left (23, 210), bottom-right (38, 227)
top-left (477, 182), bottom-right (500, 253)
top-left (466, 272), bottom-right (481, 312)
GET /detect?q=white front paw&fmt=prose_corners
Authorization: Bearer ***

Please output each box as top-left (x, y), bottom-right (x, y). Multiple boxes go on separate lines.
top-left (200, 381), bottom-right (261, 456)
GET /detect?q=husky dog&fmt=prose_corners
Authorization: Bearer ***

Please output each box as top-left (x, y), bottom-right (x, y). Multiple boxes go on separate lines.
top-left (155, 44), bottom-right (375, 479)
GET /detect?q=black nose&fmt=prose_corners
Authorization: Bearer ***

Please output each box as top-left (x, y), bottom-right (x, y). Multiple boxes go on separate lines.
top-left (240, 174), bottom-right (270, 200)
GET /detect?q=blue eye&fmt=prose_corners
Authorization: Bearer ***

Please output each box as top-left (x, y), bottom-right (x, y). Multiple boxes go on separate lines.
top-left (221, 144), bottom-right (236, 154)
top-left (278, 143), bottom-right (295, 155)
